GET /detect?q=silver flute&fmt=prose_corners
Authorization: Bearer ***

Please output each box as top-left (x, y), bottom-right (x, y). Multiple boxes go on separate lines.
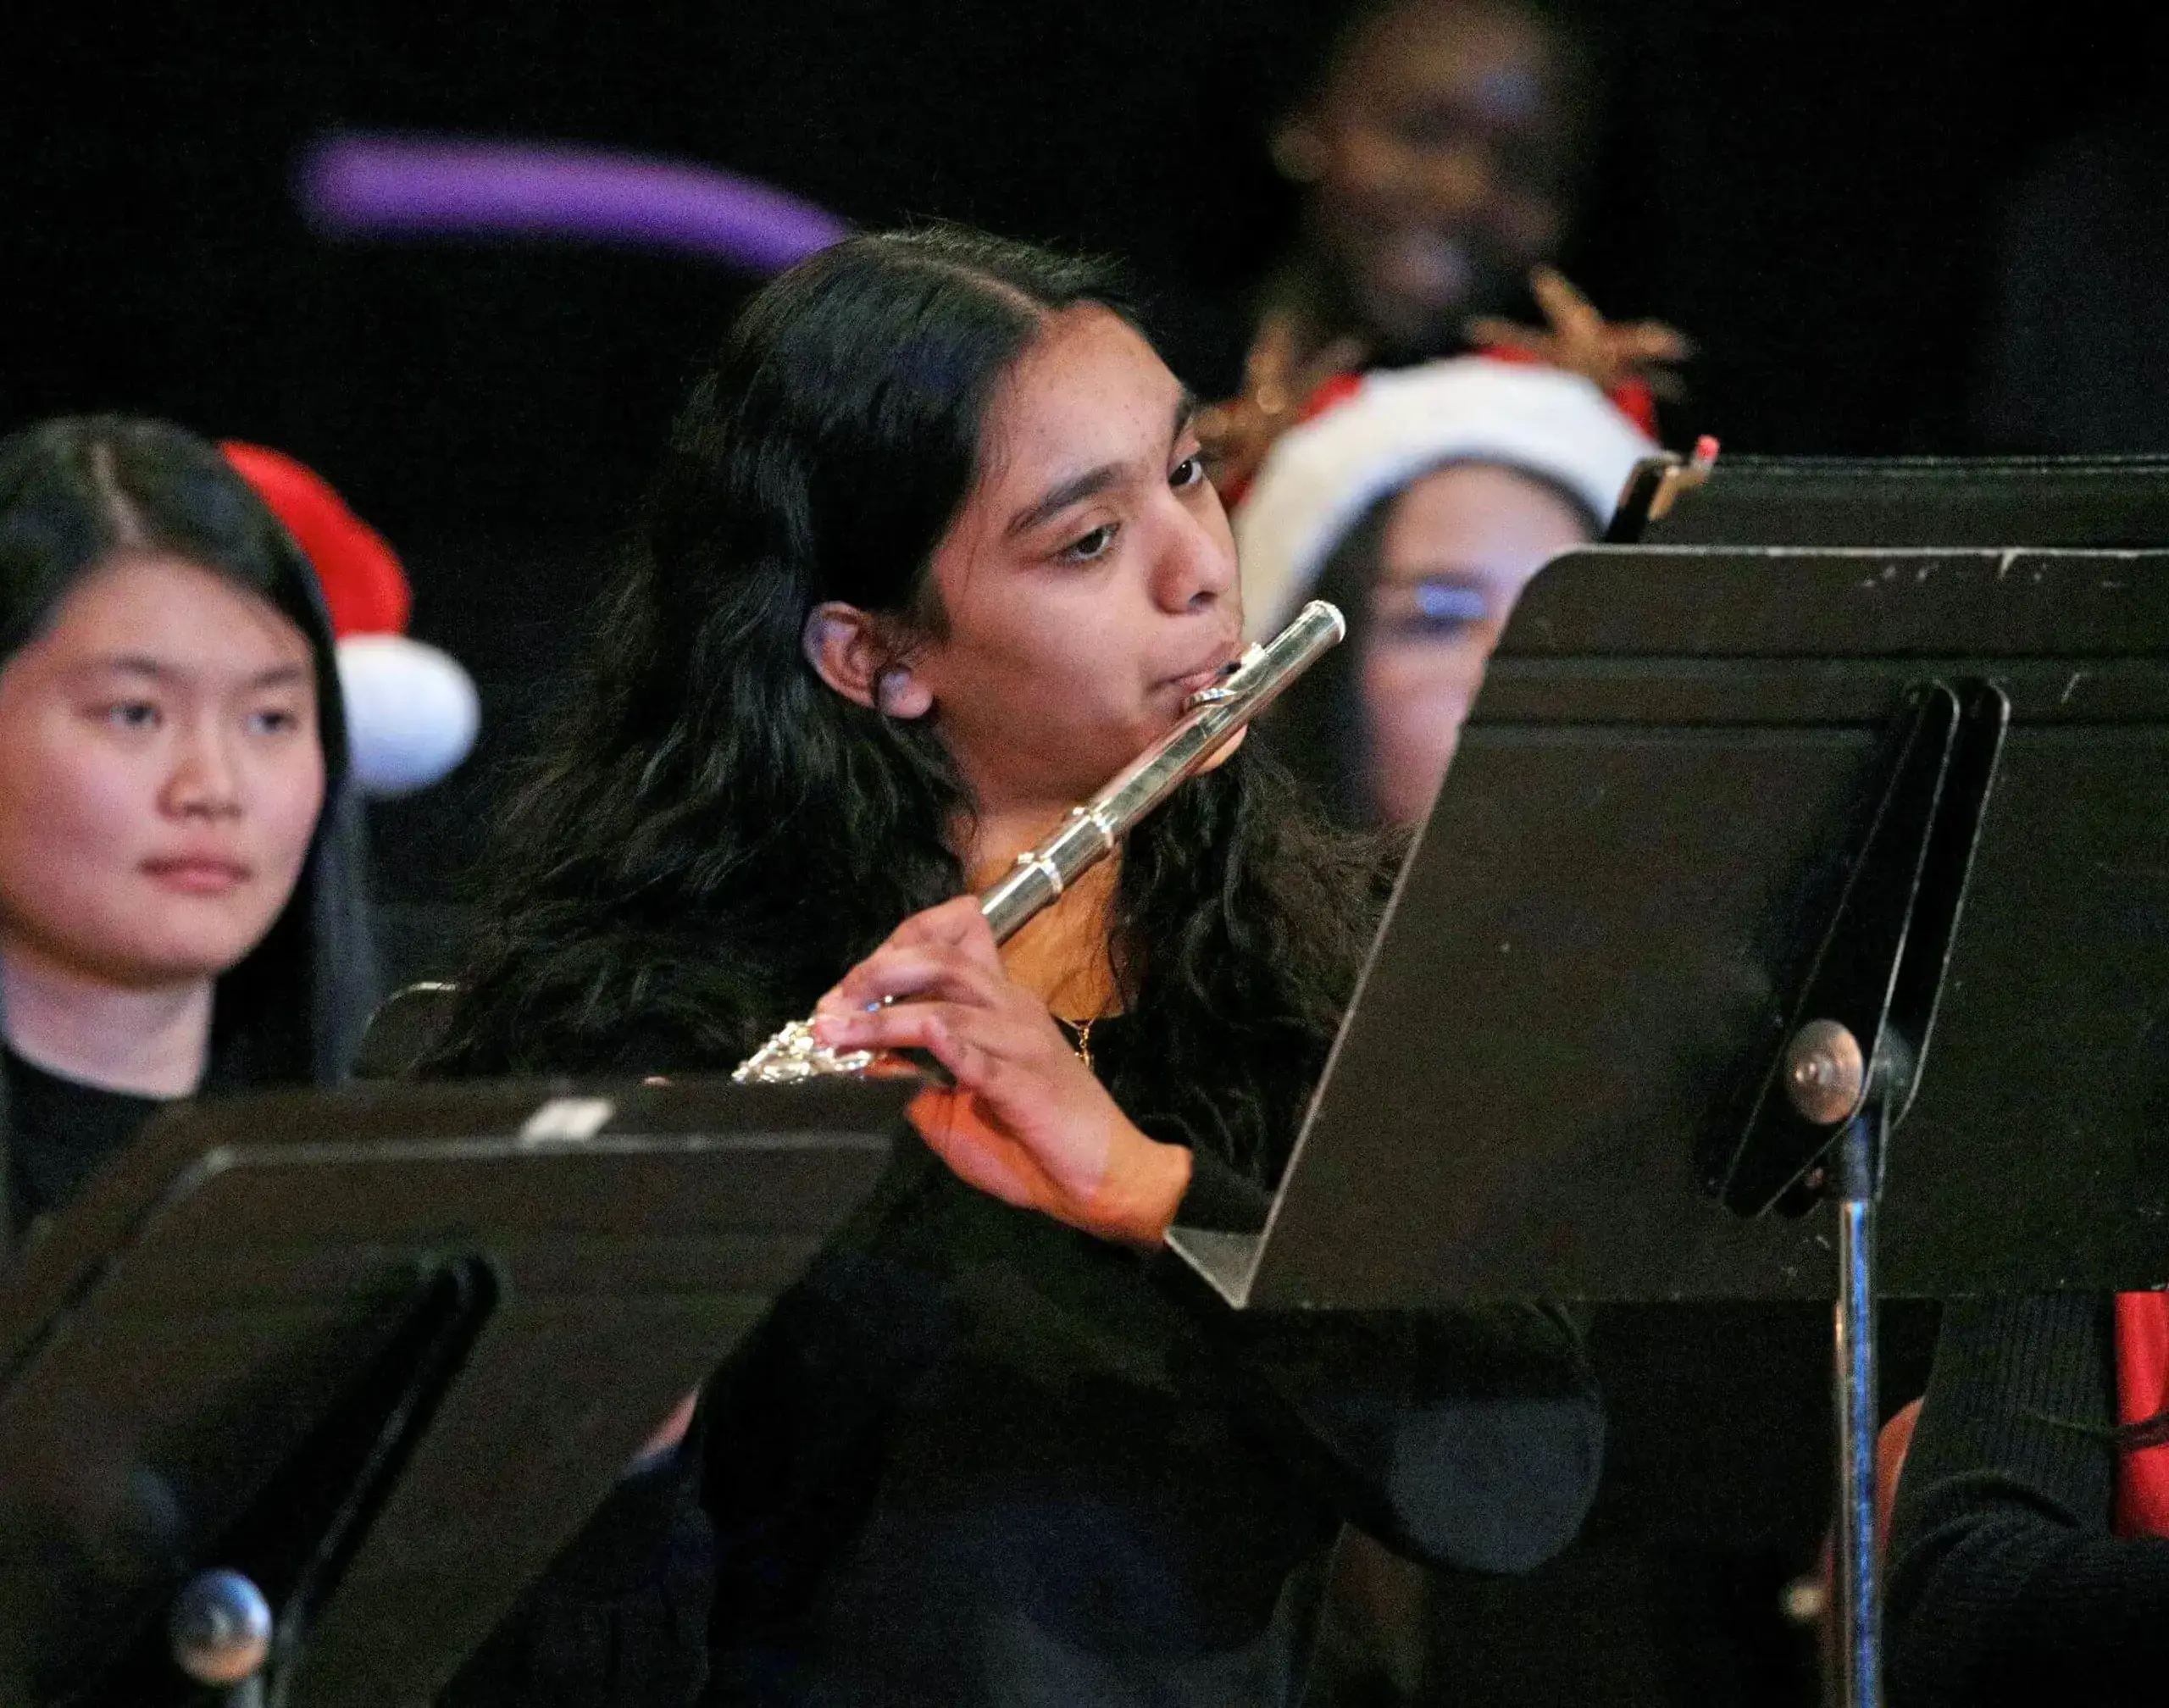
top-left (732, 598), bottom-right (1346, 1084)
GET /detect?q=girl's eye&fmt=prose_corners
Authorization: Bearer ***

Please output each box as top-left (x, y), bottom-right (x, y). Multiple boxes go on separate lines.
top-left (1063, 523), bottom-right (1118, 562)
top-left (1376, 577), bottom-right (1492, 639)
top-left (103, 701), bottom-right (160, 731)
top-left (1412, 580), bottom-right (1489, 629)
top-left (249, 707), bottom-right (301, 735)
top-left (1170, 453), bottom-right (1207, 490)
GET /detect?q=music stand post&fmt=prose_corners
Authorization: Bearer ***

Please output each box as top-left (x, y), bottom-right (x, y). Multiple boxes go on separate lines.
top-left (1721, 674), bottom-right (2006, 1708)
top-left (1173, 541), bottom-right (2169, 1708)
top-left (1832, 1113), bottom-right (1880, 1708)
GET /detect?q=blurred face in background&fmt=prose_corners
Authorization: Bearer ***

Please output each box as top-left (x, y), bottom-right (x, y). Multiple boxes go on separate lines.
top-left (1361, 461), bottom-right (1589, 825)
top-left (0, 552), bottom-right (325, 991)
top-left (1286, 0), bottom-right (1582, 358)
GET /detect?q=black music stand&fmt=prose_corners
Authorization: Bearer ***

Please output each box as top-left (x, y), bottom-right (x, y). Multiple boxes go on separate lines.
top-left (0, 1076), bottom-right (910, 1708)
top-left (1171, 544), bottom-right (2169, 1708)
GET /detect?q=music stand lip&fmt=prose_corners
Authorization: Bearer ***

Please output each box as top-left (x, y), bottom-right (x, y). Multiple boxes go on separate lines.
top-left (3, 1076), bottom-right (907, 1352)
top-left (1620, 452), bottom-right (2169, 551)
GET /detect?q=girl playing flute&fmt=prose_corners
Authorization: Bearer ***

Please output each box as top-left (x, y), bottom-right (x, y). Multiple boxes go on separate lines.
top-left (433, 225), bottom-right (1600, 1708)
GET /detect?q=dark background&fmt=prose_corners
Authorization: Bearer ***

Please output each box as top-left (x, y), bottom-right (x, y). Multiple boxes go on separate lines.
top-left (2, 0), bottom-right (2150, 919)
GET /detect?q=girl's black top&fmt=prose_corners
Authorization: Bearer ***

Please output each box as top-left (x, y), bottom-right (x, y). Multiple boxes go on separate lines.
top-left (1886, 1293), bottom-right (2169, 1708)
top-left (1, 1048), bottom-right (167, 1236)
top-left (446, 1013), bottom-right (1604, 1708)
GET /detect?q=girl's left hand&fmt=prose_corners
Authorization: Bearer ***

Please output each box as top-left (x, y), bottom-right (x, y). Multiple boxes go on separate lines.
top-left (811, 896), bottom-right (1191, 1247)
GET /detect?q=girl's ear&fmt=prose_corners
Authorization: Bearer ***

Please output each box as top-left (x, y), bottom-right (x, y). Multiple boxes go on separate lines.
top-left (803, 602), bottom-right (933, 718)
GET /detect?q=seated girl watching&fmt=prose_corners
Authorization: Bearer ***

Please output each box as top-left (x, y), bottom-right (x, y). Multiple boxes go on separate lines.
top-left (0, 415), bottom-right (372, 1249)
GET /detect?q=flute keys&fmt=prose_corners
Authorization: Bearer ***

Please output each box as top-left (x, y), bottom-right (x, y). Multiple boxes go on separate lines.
top-left (731, 1018), bottom-right (877, 1084)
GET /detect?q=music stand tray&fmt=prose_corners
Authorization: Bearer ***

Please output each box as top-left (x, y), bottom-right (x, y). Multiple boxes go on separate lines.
top-left (0, 1076), bottom-right (909, 1708)
top-left (1174, 544), bottom-right (2169, 1308)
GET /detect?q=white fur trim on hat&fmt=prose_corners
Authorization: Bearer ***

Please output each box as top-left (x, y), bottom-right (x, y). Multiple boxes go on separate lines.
top-left (336, 634), bottom-right (482, 797)
top-left (1233, 358), bottom-right (1658, 639)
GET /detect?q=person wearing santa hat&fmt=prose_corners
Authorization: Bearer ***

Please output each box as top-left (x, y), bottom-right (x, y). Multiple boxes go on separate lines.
top-left (0, 415), bottom-right (379, 1252)
top-left (219, 442), bottom-right (480, 801)
top-left (1236, 353), bottom-right (1655, 829)
top-left (1223, 356), bottom-right (1650, 1706)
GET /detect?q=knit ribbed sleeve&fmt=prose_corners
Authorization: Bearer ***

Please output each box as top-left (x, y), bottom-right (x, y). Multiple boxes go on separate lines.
top-left (1886, 1293), bottom-right (2169, 1708)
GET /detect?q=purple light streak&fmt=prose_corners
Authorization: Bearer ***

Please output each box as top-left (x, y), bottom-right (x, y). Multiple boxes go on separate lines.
top-left (299, 132), bottom-right (850, 274)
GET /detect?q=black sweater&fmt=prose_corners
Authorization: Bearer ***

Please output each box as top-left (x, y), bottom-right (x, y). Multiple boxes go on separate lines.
top-left (1886, 1293), bottom-right (2169, 1708)
top-left (1, 1048), bottom-right (166, 1236)
top-left (448, 1015), bottom-right (1604, 1708)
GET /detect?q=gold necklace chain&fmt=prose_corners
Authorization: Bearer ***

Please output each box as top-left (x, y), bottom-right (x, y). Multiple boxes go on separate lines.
top-left (1059, 1016), bottom-right (1096, 1074)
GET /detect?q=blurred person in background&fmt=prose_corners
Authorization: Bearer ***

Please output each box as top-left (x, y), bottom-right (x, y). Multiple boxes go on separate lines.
top-left (1240, 355), bottom-right (1653, 831)
top-left (1234, 358), bottom-right (1648, 1708)
top-left (0, 415), bottom-right (374, 1250)
top-left (1235, 347), bottom-right (1892, 1708)
top-left (1203, 0), bottom-right (1683, 497)
top-left (1242, 362), bottom-right (1834, 1708)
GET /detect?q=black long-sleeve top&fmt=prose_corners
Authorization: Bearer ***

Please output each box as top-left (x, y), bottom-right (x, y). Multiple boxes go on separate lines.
top-left (2, 1048), bottom-right (166, 1237)
top-left (447, 1013), bottom-right (1604, 1707)
top-left (1886, 1293), bottom-right (2169, 1708)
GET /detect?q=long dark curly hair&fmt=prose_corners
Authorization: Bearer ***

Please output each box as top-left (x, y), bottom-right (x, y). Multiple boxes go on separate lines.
top-left (429, 227), bottom-right (1389, 1184)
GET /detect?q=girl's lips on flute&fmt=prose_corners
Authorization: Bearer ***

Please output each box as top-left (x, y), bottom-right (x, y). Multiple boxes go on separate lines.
top-left (1167, 646), bottom-right (1241, 701)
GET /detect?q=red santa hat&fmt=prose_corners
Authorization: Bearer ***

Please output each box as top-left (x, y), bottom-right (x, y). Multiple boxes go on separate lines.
top-left (221, 442), bottom-right (480, 797)
top-left (1232, 357), bottom-right (1658, 639)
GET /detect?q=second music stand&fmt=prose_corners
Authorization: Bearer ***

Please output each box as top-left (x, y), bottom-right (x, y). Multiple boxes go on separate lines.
top-left (1173, 542), bottom-right (2169, 1708)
